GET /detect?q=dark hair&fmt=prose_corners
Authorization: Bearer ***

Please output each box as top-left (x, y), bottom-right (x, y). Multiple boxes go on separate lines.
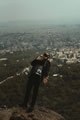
top-left (43, 53), bottom-right (50, 57)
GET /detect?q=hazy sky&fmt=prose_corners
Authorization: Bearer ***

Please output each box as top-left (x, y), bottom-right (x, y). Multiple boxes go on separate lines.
top-left (0, 0), bottom-right (80, 24)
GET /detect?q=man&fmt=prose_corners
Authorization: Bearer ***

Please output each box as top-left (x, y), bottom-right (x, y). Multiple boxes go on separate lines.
top-left (23, 52), bottom-right (51, 112)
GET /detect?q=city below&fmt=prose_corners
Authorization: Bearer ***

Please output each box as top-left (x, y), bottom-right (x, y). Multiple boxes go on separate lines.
top-left (0, 25), bottom-right (80, 64)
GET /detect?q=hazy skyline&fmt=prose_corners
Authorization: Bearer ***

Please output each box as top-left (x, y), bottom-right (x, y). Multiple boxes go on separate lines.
top-left (0, 0), bottom-right (80, 24)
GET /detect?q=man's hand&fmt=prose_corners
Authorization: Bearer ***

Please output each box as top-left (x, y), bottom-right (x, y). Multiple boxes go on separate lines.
top-left (43, 76), bottom-right (49, 84)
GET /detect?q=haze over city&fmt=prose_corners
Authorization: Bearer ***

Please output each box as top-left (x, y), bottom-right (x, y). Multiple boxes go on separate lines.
top-left (0, 0), bottom-right (80, 24)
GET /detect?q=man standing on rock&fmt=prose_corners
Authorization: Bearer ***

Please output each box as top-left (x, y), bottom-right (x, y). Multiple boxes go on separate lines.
top-left (23, 52), bottom-right (51, 112)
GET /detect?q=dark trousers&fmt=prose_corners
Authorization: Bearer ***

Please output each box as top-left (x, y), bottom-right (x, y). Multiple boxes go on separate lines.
top-left (23, 74), bottom-right (41, 108)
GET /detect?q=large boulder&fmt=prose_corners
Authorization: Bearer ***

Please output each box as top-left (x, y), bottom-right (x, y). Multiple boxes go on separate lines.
top-left (0, 107), bottom-right (65, 120)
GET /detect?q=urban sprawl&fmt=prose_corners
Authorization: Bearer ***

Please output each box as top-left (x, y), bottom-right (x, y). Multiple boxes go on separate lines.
top-left (0, 26), bottom-right (80, 64)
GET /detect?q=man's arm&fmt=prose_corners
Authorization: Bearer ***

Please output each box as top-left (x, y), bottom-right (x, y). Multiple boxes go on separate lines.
top-left (43, 60), bottom-right (51, 77)
top-left (31, 56), bottom-right (43, 66)
top-left (42, 60), bottom-right (51, 83)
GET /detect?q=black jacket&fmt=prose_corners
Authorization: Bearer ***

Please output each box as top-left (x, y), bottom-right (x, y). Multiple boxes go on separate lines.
top-left (30, 58), bottom-right (50, 79)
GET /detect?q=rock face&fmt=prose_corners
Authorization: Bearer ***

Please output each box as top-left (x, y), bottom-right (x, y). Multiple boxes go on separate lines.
top-left (0, 107), bottom-right (65, 120)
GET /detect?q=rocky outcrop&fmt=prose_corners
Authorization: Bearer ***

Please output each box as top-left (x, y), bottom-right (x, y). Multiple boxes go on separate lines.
top-left (0, 107), bottom-right (65, 120)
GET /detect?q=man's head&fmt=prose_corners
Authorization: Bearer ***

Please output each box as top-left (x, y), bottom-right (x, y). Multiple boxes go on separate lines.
top-left (43, 52), bottom-right (50, 59)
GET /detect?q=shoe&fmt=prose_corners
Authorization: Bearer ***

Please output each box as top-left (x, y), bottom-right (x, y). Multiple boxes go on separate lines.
top-left (26, 107), bottom-right (34, 113)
